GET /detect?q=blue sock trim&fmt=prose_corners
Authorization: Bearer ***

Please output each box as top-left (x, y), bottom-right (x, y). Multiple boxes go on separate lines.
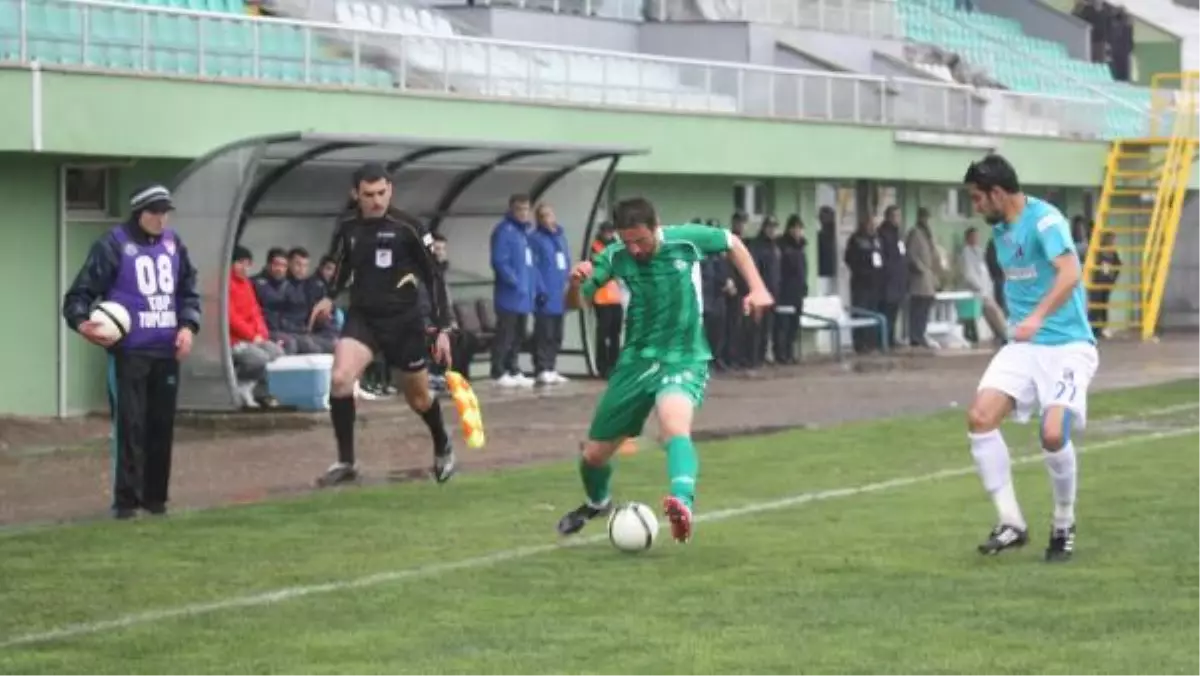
top-left (1041, 409), bottom-right (1074, 448)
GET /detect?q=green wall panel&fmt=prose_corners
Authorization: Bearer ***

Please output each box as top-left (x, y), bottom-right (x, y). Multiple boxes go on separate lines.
top-left (64, 221), bottom-right (114, 415)
top-left (0, 70), bottom-right (33, 152)
top-left (0, 70), bottom-right (1112, 186)
top-left (0, 155), bottom-right (58, 416)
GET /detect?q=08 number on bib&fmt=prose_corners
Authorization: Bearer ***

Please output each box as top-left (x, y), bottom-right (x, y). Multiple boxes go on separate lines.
top-left (134, 254), bottom-right (176, 296)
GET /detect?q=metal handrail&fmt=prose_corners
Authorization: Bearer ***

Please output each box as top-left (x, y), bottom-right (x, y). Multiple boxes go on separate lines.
top-left (3, 0), bottom-right (1115, 138)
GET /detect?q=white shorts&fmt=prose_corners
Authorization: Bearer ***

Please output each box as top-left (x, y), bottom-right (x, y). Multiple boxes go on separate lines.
top-left (977, 342), bottom-right (1100, 428)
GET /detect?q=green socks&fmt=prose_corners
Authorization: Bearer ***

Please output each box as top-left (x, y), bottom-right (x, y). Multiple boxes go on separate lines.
top-left (579, 456), bottom-right (613, 507)
top-left (665, 435), bottom-right (698, 509)
top-left (579, 437), bottom-right (697, 509)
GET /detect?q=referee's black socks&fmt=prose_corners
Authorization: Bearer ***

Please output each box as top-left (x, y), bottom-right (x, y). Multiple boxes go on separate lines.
top-left (420, 399), bottom-right (450, 452)
top-left (330, 395), bottom-right (356, 465)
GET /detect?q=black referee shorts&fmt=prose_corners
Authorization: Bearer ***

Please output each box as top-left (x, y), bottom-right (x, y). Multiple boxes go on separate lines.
top-left (341, 309), bottom-right (430, 372)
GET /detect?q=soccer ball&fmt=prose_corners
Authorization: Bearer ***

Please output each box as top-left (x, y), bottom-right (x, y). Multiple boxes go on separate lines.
top-left (607, 502), bottom-right (659, 552)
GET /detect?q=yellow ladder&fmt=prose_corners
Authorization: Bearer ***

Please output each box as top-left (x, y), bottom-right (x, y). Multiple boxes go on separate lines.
top-left (1084, 71), bottom-right (1199, 340)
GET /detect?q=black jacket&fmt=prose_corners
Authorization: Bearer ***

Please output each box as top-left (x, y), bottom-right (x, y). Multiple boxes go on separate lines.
top-left (61, 220), bottom-right (202, 344)
top-left (749, 233), bottom-right (781, 295)
top-left (254, 272), bottom-right (309, 335)
top-left (777, 234), bottom-right (808, 307)
top-left (843, 231), bottom-right (884, 294)
top-left (700, 253), bottom-right (729, 315)
top-left (817, 221), bottom-right (838, 278)
top-left (324, 206), bottom-right (452, 329)
top-left (876, 222), bottom-right (908, 303)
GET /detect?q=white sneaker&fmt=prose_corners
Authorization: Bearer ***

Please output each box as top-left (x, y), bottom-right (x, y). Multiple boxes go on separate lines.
top-left (494, 374), bottom-right (518, 388)
top-left (551, 371), bottom-right (570, 385)
top-left (236, 382), bottom-right (259, 408)
top-left (536, 371), bottom-right (555, 385)
top-left (513, 373), bottom-right (536, 388)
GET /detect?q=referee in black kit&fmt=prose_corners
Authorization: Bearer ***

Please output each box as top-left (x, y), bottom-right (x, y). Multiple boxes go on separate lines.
top-left (310, 162), bottom-right (457, 487)
top-left (62, 185), bottom-right (202, 519)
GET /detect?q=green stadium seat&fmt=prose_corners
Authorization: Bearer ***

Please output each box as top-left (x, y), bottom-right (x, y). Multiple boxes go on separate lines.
top-left (3, 0), bottom-right (397, 92)
top-left (897, 0), bottom-right (1154, 138)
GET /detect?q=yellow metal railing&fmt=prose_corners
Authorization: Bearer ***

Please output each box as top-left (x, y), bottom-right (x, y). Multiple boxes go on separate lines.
top-left (1140, 71), bottom-right (1198, 340)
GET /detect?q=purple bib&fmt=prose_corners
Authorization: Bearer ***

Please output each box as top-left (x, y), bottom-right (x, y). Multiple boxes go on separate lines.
top-left (106, 226), bottom-right (182, 353)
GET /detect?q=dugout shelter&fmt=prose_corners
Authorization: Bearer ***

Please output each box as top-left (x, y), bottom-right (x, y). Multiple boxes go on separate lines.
top-left (168, 131), bottom-right (646, 410)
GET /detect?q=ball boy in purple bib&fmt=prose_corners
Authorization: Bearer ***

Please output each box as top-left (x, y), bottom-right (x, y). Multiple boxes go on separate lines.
top-left (62, 185), bottom-right (202, 519)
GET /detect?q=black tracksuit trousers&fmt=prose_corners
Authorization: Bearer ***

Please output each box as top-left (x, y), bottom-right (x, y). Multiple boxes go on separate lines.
top-left (107, 351), bottom-right (180, 512)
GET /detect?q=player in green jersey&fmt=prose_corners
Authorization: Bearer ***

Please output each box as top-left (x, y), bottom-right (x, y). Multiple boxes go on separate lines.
top-left (556, 197), bottom-right (774, 543)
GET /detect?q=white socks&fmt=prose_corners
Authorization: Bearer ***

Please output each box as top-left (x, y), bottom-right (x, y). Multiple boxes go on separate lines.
top-left (969, 429), bottom-right (1026, 530)
top-left (1043, 442), bottom-right (1077, 530)
top-left (970, 429), bottom-right (1079, 531)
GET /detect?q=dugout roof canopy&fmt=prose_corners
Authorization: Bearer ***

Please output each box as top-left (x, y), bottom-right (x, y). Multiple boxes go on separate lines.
top-left (170, 131), bottom-right (647, 411)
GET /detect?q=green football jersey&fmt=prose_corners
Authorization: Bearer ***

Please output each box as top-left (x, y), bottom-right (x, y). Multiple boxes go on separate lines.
top-left (582, 224), bottom-right (733, 364)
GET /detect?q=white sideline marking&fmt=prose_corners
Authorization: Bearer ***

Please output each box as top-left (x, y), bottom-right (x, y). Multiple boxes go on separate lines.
top-left (1, 425), bottom-right (1197, 650)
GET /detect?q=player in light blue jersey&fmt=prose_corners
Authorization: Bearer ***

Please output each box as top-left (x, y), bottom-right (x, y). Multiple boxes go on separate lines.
top-left (962, 154), bottom-right (1099, 563)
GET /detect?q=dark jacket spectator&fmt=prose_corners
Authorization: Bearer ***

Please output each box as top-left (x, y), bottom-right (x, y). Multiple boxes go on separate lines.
top-left (253, 250), bottom-right (309, 336)
top-left (777, 218), bottom-right (808, 308)
top-left (749, 221), bottom-right (782, 297)
top-left (773, 216), bottom-right (809, 365)
top-left (528, 217), bottom-right (569, 317)
top-left (701, 251), bottom-right (730, 314)
top-left (844, 217), bottom-right (885, 353)
top-left (490, 211), bottom-right (537, 315)
top-left (876, 211), bottom-right (908, 305)
top-left (816, 206), bottom-right (838, 281)
top-left (748, 217), bottom-right (782, 366)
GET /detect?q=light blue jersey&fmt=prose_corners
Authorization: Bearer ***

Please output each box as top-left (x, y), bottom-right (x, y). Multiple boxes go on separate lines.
top-left (991, 196), bottom-right (1095, 346)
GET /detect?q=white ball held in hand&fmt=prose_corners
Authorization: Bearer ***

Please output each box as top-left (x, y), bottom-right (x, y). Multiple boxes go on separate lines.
top-left (89, 301), bottom-right (132, 342)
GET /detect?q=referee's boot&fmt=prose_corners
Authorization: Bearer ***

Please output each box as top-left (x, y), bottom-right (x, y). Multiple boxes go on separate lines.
top-left (433, 441), bottom-right (456, 484)
top-left (316, 462), bottom-right (360, 488)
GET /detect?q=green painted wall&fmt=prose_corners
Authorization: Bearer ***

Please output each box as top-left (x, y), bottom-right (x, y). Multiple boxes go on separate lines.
top-left (0, 69), bottom-right (1112, 186)
top-left (0, 155), bottom-right (58, 417)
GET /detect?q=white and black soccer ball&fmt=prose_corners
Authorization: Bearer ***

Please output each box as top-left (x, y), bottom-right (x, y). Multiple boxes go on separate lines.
top-left (607, 502), bottom-right (659, 552)
top-left (89, 301), bottom-right (131, 342)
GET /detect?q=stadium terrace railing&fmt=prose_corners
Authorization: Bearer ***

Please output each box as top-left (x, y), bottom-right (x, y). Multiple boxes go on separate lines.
top-left (0, 0), bottom-right (1111, 139)
top-left (432, 0), bottom-right (904, 38)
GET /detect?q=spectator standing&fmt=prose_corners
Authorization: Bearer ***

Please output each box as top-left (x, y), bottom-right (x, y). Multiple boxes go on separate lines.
top-left (815, 205), bottom-right (838, 295)
top-left (1070, 215), bottom-right (1090, 263)
top-left (748, 216), bottom-right (782, 366)
top-left (590, 221), bottom-right (623, 378)
top-left (529, 202), bottom-right (571, 385)
top-left (700, 220), bottom-right (730, 370)
top-left (876, 205), bottom-right (908, 350)
top-left (957, 227), bottom-right (1009, 344)
top-left (228, 246), bottom-right (283, 408)
top-left (1109, 7), bottom-right (1133, 82)
top-left (724, 211), bottom-right (751, 368)
top-left (489, 194), bottom-right (537, 387)
top-left (843, 215), bottom-right (885, 353)
top-left (1089, 231), bottom-right (1122, 339)
top-left (61, 185), bottom-right (200, 519)
top-left (773, 215), bottom-right (808, 365)
top-left (985, 235), bottom-right (1006, 313)
top-left (905, 208), bottom-right (944, 348)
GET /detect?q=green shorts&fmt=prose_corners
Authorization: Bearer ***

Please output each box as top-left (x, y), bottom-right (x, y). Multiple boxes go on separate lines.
top-left (587, 359), bottom-right (709, 442)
